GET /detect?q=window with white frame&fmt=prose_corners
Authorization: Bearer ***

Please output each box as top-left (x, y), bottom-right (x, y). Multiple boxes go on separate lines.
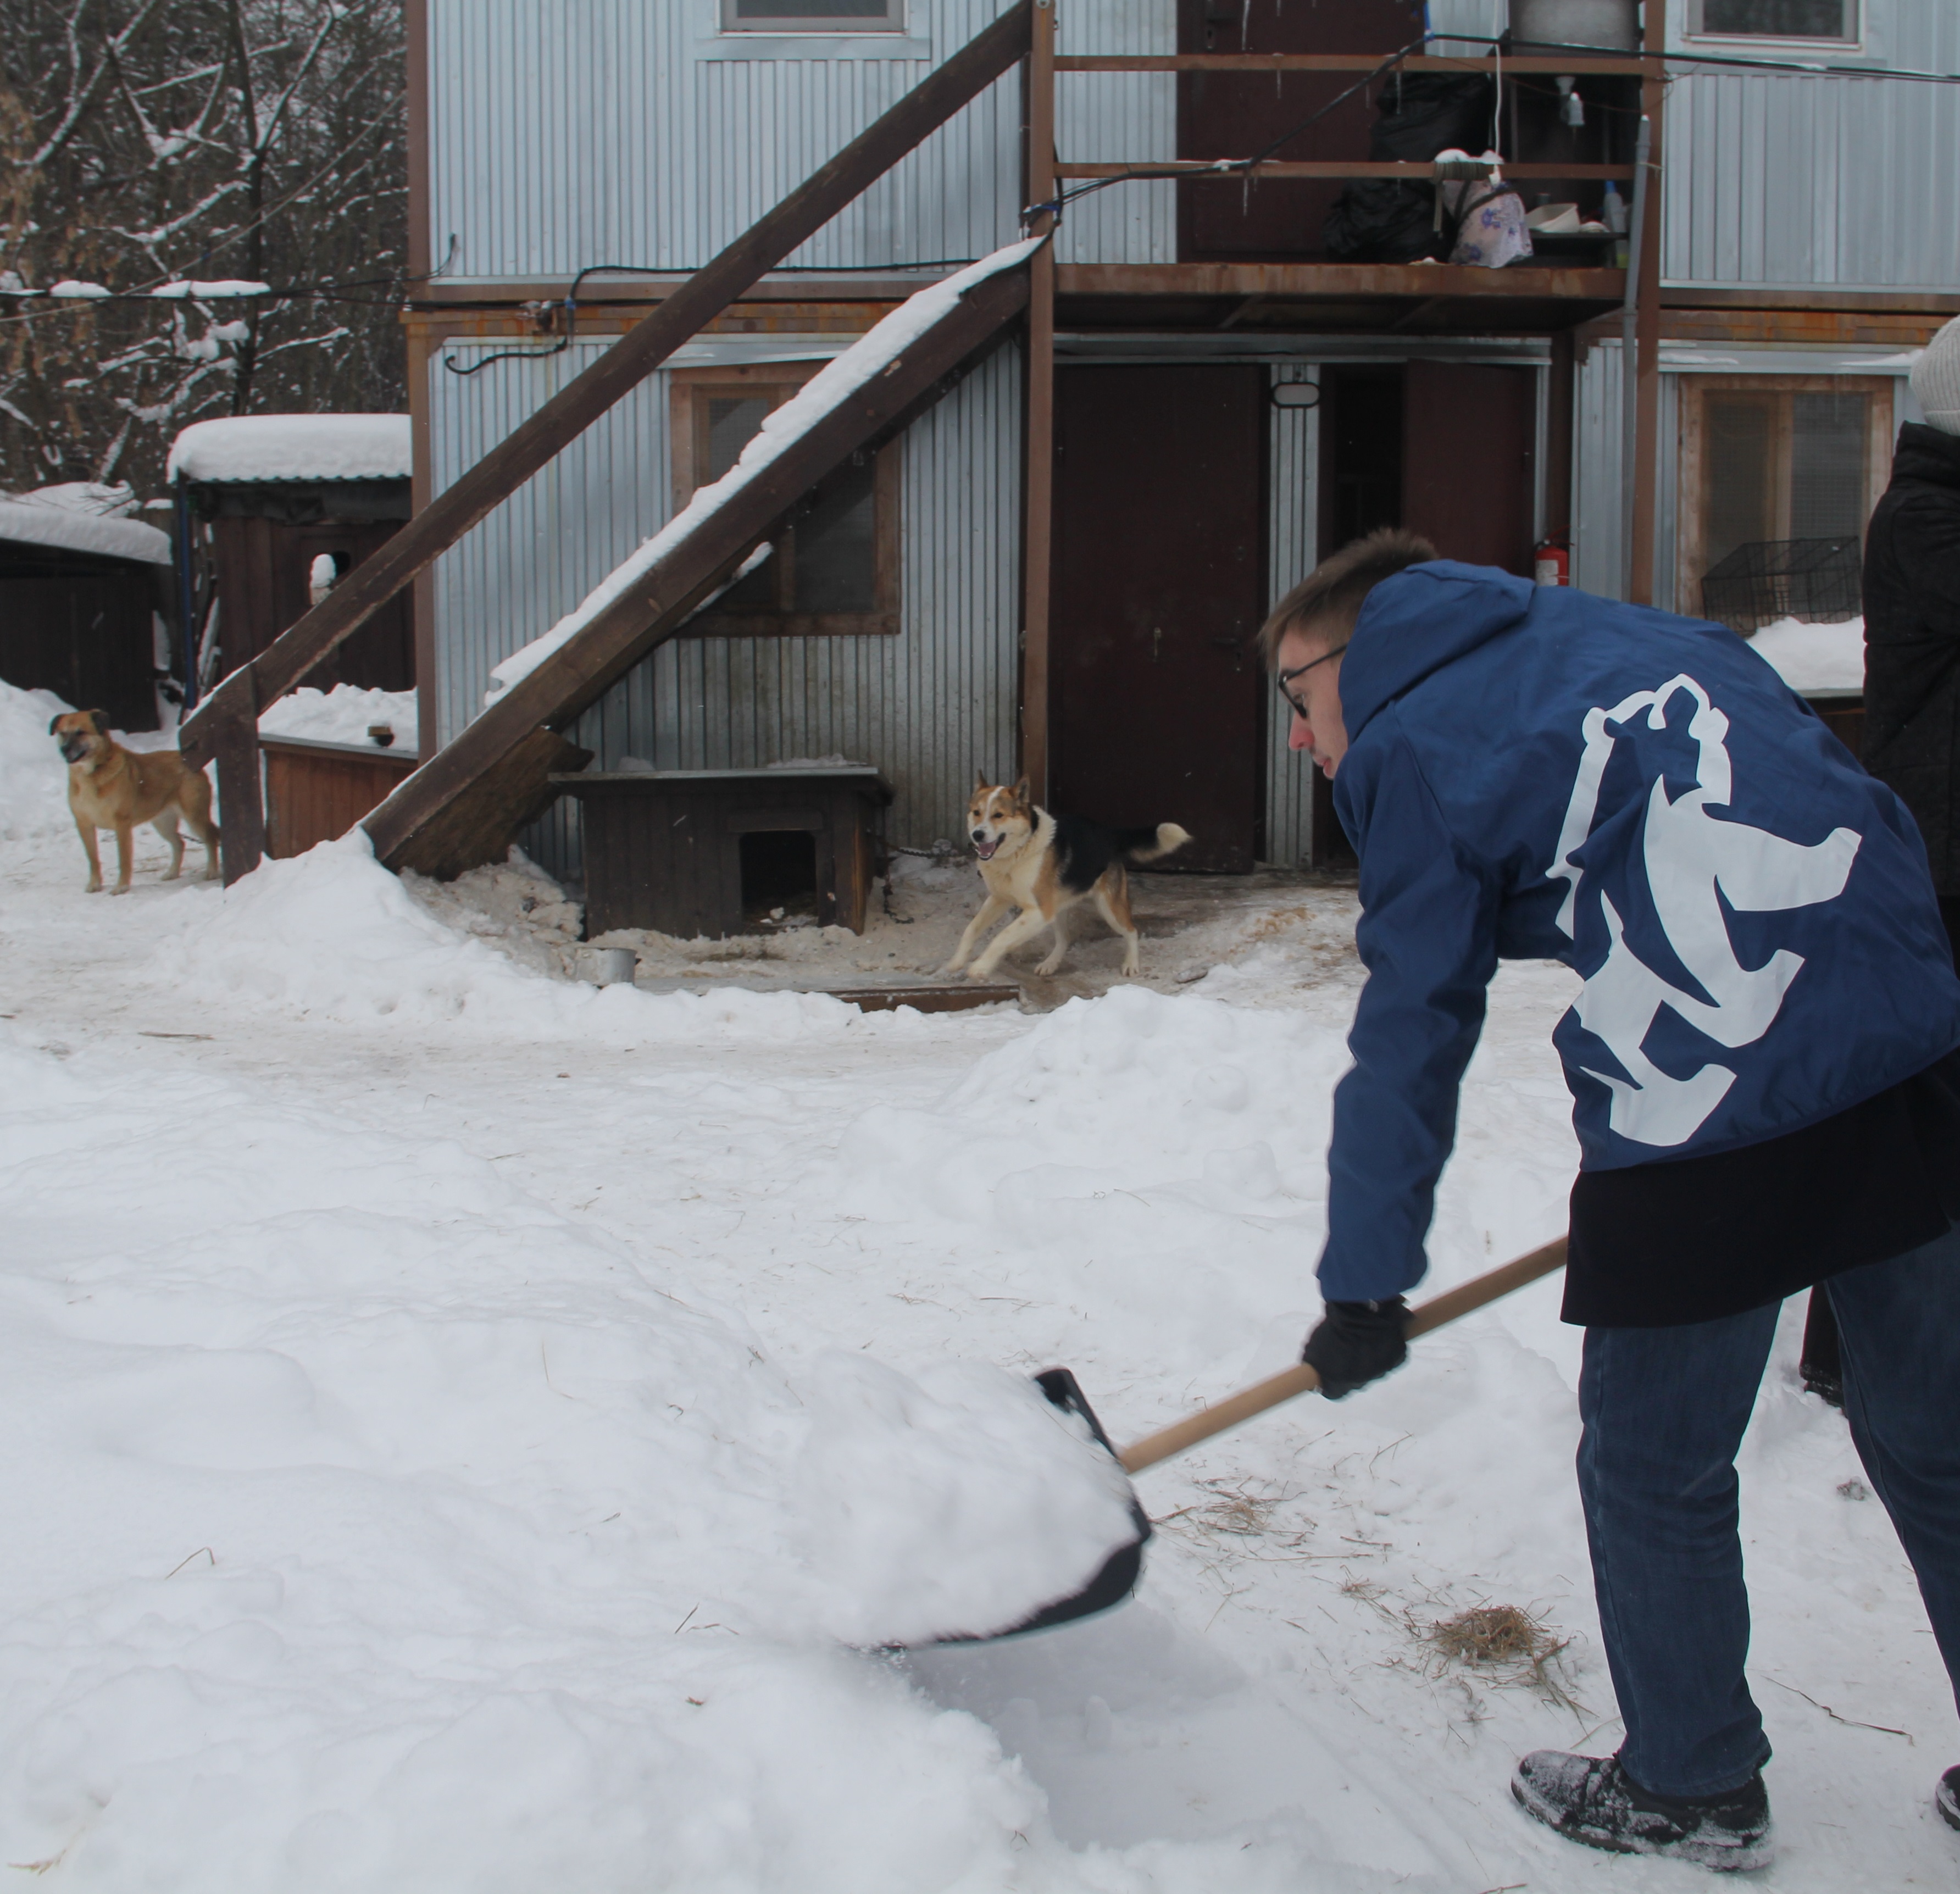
top-left (1687, 0), bottom-right (1858, 43)
top-left (721, 0), bottom-right (904, 30)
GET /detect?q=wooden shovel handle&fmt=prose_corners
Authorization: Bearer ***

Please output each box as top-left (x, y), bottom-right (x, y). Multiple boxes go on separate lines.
top-left (1116, 1236), bottom-right (1568, 1474)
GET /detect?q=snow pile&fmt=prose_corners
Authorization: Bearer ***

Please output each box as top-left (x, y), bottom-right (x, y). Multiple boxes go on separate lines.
top-left (1747, 614), bottom-right (1864, 695)
top-left (168, 414), bottom-right (412, 484)
top-left (9, 480), bottom-right (141, 516)
top-left (0, 1024), bottom-right (1137, 1888)
top-left (0, 496), bottom-right (171, 564)
top-left (154, 830), bottom-right (864, 1043)
top-left (258, 683), bottom-right (418, 749)
top-left (832, 981), bottom-right (1577, 1386)
top-left (841, 984), bottom-right (1351, 1231)
top-left (0, 680), bottom-right (75, 841)
top-left (796, 1354), bottom-right (1137, 1648)
top-left (402, 852), bottom-right (586, 979)
top-left (484, 238), bottom-right (1042, 706)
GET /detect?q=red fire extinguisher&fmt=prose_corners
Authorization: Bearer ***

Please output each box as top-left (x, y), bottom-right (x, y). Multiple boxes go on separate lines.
top-left (1534, 537), bottom-right (1570, 586)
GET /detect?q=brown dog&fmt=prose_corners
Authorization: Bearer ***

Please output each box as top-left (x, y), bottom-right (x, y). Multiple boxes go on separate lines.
top-left (52, 710), bottom-right (221, 894)
top-left (942, 775), bottom-right (1190, 981)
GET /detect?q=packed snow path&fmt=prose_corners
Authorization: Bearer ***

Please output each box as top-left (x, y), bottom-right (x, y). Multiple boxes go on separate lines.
top-left (1, 702), bottom-right (1952, 1890)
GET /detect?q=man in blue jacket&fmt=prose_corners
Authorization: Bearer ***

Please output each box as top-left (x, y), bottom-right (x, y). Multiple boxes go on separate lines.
top-left (1270, 529), bottom-right (1960, 1873)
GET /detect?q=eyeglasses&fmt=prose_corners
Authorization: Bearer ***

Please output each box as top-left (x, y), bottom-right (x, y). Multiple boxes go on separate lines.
top-left (1274, 641), bottom-right (1348, 721)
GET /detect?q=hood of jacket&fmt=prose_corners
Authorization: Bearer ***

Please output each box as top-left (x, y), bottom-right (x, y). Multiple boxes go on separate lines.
top-left (1339, 560), bottom-right (1536, 742)
top-left (1891, 420), bottom-right (1960, 491)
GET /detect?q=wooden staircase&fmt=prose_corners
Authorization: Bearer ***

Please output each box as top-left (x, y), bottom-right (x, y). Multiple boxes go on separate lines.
top-left (178, 2), bottom-right (1035, 885)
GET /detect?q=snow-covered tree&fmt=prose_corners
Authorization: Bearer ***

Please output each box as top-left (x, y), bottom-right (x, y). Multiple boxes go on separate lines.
top-left (0, 0), bottom-right (406, 498)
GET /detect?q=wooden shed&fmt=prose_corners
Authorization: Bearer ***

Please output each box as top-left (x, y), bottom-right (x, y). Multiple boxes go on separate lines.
top-left (169, 415), bottom-right (416, 699)
top-left (0, 493), bottom-right (173, 731)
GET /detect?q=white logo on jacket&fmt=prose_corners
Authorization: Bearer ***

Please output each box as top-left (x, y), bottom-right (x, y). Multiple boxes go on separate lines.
top-left (1548, 674), bottom-right (1861, 1147)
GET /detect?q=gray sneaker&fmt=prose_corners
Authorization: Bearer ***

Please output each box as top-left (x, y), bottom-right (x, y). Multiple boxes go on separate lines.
top-left (1512, 1749), bottom-right (1772, 1873)
top-left (1939, 1765), bottom-right (1959, 1832)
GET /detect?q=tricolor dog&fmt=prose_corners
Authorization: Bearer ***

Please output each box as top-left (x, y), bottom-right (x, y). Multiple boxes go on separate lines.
top-left (942, 775), bottom-right (1190, 981)
top-left (52, 709), bottom-right (221, 894)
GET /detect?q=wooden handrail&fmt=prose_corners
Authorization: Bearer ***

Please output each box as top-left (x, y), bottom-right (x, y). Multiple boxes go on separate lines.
top-left (1057, 161), bottom-right (1634, 181)
top-left (1055, 54), bottom-right (1651, 75)
top-left (181, 0), bottom-right (1034, 882)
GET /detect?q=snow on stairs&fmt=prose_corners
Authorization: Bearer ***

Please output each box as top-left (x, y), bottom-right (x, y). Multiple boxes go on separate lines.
top-left (361, 250), bottom-right (1033, 879)
top-left (175, 1), bottom-right (1034, 884)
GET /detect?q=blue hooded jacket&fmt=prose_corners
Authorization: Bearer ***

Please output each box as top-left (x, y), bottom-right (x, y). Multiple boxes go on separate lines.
top-left (1319, 561), bottom-right (1960, 1303)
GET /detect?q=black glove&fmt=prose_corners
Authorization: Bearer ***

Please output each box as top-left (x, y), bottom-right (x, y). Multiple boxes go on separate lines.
top-left (1302, 1297), bottom-right (1409, 1399)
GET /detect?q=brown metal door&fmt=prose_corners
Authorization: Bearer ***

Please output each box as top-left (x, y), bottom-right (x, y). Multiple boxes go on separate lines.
top-left (1401, 360), bottom-right (1537, 575)
top-left (1049, 365), bottom-right (1265, 874)
top-left (1178, 0), bottom-right (1429, 262)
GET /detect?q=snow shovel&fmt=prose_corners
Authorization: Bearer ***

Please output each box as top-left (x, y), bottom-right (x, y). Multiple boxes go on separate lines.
top-left (972, 1235), bottom-right (1570, 1643)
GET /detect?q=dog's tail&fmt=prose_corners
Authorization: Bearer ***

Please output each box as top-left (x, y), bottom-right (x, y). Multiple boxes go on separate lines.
top-left (1113, 823), bottom-right (1192, 864)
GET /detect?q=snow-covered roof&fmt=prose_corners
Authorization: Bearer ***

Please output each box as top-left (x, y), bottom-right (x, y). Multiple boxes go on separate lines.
top-left (0, 496), bottom-right (171, 565)
top-left (168, 414), bottom-right (412, 485)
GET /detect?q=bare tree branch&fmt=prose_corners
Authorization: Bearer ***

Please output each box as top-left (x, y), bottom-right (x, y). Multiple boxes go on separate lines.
top-left (0, 0), bottom-right (406, 493)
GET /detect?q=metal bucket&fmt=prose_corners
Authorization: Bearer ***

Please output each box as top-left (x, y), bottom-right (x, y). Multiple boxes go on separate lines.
top-left (1509, 0), bottom-right (1640, 51)
top-left (585, 946), bottom-right (637, 987)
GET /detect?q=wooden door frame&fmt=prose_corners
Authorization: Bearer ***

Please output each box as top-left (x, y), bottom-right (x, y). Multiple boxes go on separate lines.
top-left (1675, 373), bottom-right (1895, 616)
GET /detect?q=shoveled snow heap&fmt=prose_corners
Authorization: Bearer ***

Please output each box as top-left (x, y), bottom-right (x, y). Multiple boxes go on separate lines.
top-left (168, 414), bottom-right (412, 484)
top-left (152, 830), bottom-right (876, 1041)
top-left (483, 238), bottom-right (1043, 707)
top-left (1746, 614), bottom-right (1865, 695)
top-left (0, 1022), bottom-right (1138, 1885)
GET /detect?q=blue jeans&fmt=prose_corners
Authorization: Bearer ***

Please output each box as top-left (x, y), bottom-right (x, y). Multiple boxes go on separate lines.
top-left (1578, 1220), bottom-right (1960, 1799)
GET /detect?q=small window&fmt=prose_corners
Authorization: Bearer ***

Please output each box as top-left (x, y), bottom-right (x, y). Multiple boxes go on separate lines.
top-left (671, 366), bottom-right (899, 636)
top-left (1688, 0), bottom-right (1857, 43)
top-left (722, 0), bottom-right (903, 31)
top-left (1677, 376), bottom-right (1893, 619)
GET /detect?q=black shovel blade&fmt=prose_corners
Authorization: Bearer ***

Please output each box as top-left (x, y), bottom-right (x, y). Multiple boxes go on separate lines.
top-left (923, 1366), bottom-right (1151, 1646)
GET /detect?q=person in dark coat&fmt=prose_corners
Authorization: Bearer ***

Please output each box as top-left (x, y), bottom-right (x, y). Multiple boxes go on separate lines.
top-left (1865, 313), bottom-right (1960, 967)
top-left (1267, 530), bottom-right (1960, 1872)
top-left (1796, 326), bottom-right (1960, 1410)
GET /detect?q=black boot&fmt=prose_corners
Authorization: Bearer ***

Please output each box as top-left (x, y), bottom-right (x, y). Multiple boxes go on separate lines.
top-left (1799, 1287), bottom-right (1845, 1408)
top-left (1512, 1749), bottom-right (1772, 1872)
top-left (1939, 1764), bottom-right (1959, 1832)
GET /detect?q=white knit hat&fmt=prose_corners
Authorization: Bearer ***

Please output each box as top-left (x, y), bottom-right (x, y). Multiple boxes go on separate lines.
top-left (1911, 313), bottom-right (1960, 435)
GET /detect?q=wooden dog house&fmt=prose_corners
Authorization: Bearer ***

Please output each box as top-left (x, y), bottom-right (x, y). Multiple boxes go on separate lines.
top-left (553, 766), bottom-right (893, 938)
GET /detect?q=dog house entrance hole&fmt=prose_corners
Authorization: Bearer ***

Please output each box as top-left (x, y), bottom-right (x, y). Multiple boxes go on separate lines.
top-left (740, 828), bottom-right (818, 927)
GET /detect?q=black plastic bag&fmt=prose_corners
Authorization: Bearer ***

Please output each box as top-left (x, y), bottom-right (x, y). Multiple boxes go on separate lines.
top-left (1324, 73), bottom-right (1495, 263)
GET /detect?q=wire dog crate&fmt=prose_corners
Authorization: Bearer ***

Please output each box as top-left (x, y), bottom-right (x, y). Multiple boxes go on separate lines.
top-left (1700, 537), bottom-right (1863, 635)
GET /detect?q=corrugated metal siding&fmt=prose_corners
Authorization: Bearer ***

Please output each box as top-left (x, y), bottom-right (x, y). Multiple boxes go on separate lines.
top-left (1571, 342), bottom-right (1678, 607)
top-left (426, 0), bottom-right (1023, 281)
top-left (427, 337), bottom-right (1022, 879)
top-left (1661, 0), bottom-right (1960, 290)
top-left (1264, 364), bottom-right (1318, 867)
top-left (1053, 0), bottom-right (1175, 265)
top-left (636, 342), bottom-right (1021, 855)
top-left (427, 341), bottom-right (671, 749)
